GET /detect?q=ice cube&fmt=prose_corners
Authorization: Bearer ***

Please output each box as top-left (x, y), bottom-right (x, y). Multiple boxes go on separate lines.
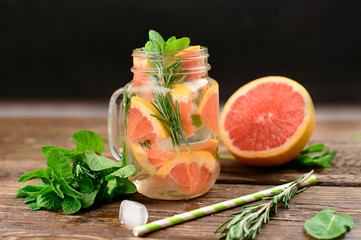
top-left (119, 200), bottom-right (148, 229)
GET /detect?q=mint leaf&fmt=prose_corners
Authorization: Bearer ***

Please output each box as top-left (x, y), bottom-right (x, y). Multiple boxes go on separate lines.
top-left (42, 146), bottom-right (77, 157)
top-left (77, 175), bottom-right (95, 193)
top-left (71, 130), bottom-right (104, 153)
top-left (164, 37), bottom-right (190, 51)
top-left (24, 195), bottom-right (37, 204)
top-left (164, 36), bottom-right (176, 49)
top-left (301, 144), bottom-right (325, 154)
top-left (29, 202), bottom-right (42, 211)
top-left (84, 151), bottom-right (120, 171)
top-left (115, 178), bottom-right (137, 194)
top-left (304, 209), bottom-right (354, 239)
top-left (149, 30), bottom-right (164, 50)
top-left (37, 190), bottom-right (62, 211)
top-left (80, 188), bottom-right (99, 208)
top-left (191, 114), bottom-right (202, 128)
top-left (166, 36), bottom-right (176, 45)
top-left (16, 184), bottom-right (47, 197)
top-left (18, 168), bottom-right (51, 183)
top-left (106, 178), bottom-right (118, 197)
top-left (46, 149), bottom-right (73, 182)
top-left (104, 164), bottom-right (136, 180)
top-left (58, 177), bottom-right (83, 199)
top-left (62, 196), bottom-right (82, 214)
top-left (50, 179), bottom-right (64, 198)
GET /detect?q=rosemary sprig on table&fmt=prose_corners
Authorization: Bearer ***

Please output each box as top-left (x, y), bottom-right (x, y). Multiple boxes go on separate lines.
top-left (215, 170), bottom-right (314, 240)
top-left (141, 30), bottom-right (191, 153)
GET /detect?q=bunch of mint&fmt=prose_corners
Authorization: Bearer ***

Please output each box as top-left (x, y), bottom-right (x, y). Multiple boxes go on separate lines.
top-left (16, 130), bottom-right (137, 214)
top-left (143, 30), bottom-right (190, 52)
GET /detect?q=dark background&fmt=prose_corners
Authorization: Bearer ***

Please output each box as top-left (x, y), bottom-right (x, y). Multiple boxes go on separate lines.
top-left (1, 0), bottom-right (361, 103)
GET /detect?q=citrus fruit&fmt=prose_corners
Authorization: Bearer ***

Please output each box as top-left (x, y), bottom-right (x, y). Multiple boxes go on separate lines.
top-left (180, 139), bottom-right (219, 155)
top-left (156, 151), bottom-right (216, 195)
top-left (132, 144), bottom-right (175, 175)
top-left (196, 81), bottom-right (219, 137)
top-left (175, 45), bottom-right (202, 81)
top-left (219, 76), bottom-right (315, 167)
top-left (132, 54), bottom-right (152, 84)
top-left (132, 55), bottom-right (155, 101)
top-left (127, 96), bottom-right (168, 143)
top-left (170, 84), bottom-right (197, 136)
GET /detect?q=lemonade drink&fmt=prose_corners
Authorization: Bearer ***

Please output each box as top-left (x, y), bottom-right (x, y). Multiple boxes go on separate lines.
top-left (109, 31), bottom-right (219, 200)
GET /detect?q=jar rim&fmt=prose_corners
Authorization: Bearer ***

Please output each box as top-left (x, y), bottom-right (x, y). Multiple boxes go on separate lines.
top-left (132, 45), bottom-right (208, 55)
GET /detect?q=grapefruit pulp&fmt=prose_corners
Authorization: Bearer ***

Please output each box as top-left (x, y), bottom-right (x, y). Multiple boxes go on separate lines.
top-left (132, 144), bottom-right (175, 176)
top-left (219, 76), bottom-right (315, 166)
top-left (127, 96), bottom-right (168, 143)
top-left (175, 45), bottom-right (202, 81)
top-left (170, 84), bottom-right (196, 136)
top-left (197, 81), bottom-right (219, 137)
top-left (156, 151), bottom-right (217, 195)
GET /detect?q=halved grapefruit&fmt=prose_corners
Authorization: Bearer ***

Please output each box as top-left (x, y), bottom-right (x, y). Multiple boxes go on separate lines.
top-left (127, 96), bottom-right (168, 143)
top-left (156, 151), bottom-right (216, 195)
top-left (219, 76), bottom-right (315, 166)
top-left (196, 81), bottom-right (219, 137)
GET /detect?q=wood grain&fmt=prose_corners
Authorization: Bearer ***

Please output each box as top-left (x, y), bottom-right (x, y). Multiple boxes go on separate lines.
top-left (1, 118), bottom-right (360, 239)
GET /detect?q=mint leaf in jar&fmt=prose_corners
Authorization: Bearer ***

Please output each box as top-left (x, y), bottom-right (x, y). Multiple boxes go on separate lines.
top-left (164, 37), bottom-right (190, 51)
top-left (149, 30), bottom-right (165, 50)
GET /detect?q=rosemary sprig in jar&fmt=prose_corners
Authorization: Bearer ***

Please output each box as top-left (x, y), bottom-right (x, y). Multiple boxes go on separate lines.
top-left (215, 170), bottom-right (314, 240)
top-left (141, 33), bottom-right (191, 153)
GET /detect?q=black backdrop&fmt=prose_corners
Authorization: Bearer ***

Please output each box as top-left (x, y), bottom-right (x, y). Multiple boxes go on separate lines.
top-left (1, 0), bottom-right (361, 102)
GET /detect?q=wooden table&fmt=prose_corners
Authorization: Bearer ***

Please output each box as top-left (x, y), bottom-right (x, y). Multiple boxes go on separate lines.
top-left (1, 104), bottom-right (361, 239)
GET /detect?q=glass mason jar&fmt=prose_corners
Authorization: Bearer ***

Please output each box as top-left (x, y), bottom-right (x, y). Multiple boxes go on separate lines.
top-left (108, 46), bottom-right (219, 200)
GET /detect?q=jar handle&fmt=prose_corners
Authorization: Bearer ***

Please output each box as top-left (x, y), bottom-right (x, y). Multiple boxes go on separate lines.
top-left (108, 87), bottom-right (126, 166)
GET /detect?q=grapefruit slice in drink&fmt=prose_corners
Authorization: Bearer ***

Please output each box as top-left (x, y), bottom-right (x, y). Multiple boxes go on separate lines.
top-left (180, 139), bottom-right (219, 155)
top-left (127, 96), bottom-right (168, 143)
top-left (131, 56), bottom-right (155, 101)
top-left (132, 144), bottom-right (175, 176)
top-left (219, 76), bottom-right (315, 166)
top-left (196, 81), bottom-right (219, 137)
top-left (156, 151), bottom-right (216, 195)
top-left (175, 45), bottom-right (202, 81)
top-left (170, 84), bottom-right (197, 136)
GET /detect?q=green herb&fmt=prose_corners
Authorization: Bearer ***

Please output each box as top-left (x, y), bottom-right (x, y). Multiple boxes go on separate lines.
top-left (138, 140), bottom-right (152, 149)
top-left (144, 30), bottom-right (190, 52)
top-left (16, 130), bottom-right (136, 214)
top-left (122, 83), bottom-right (133, 167)
top-left (164, 37), bottom-right (191, 51)
top-left (215, 171), bottom-right (314, 240)
top-left (292, 144), bottom-right (337, 168)
top-left (142, 30), bottom-right (191, 153)
top-left (191, 114), bottom-right (202, 128)
top-left (151, 90), bottom-right (190, 153)
top-left (348, 133), bottom-right (361, 144)
top-left (304, 209), bottom-right (354, 239)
